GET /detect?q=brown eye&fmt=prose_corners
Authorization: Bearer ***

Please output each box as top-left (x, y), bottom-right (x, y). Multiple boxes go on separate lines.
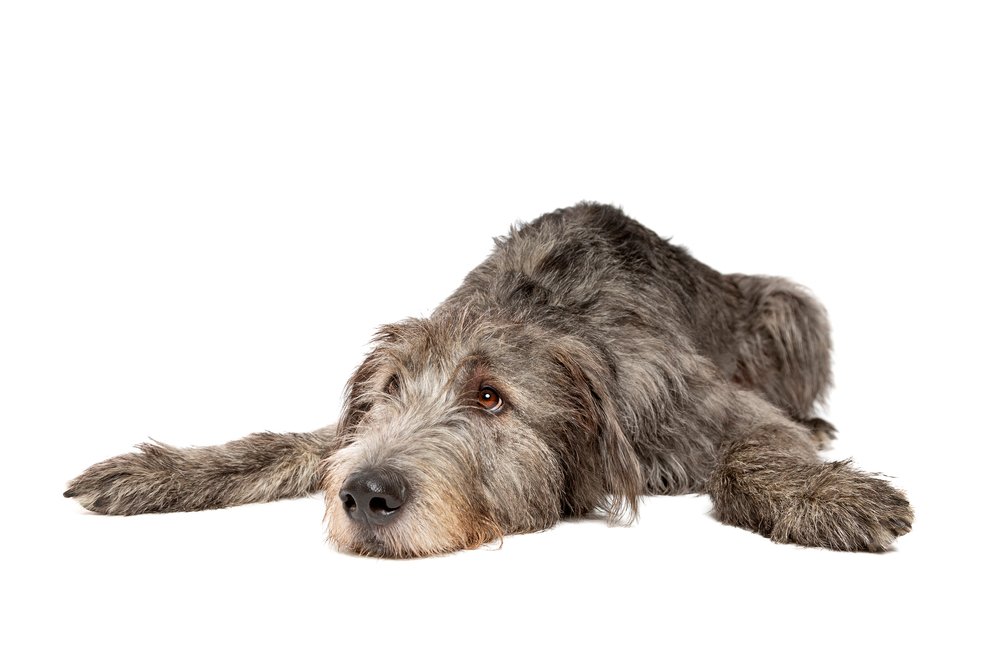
top-left (477, 386), bottom-right (502, 412)
top-left (384, 375), bottom-right (400, 395)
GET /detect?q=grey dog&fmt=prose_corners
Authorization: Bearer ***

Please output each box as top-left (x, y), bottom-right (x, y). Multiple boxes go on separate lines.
top-left (64, 203), bottom-right (913, 557)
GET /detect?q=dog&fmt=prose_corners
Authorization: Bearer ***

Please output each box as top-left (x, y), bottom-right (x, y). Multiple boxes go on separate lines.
top-left (64, 202), bottom-right (913, 557)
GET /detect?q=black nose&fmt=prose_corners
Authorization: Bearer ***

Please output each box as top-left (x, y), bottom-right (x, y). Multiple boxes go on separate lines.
top-left (339, 469), bottom-right (408, 526)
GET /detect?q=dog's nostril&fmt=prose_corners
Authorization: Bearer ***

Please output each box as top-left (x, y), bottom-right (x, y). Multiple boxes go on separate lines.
top-left (369, 495), bottom-right (401, 515)
top-left (340, 491), bottom-right (358, 513)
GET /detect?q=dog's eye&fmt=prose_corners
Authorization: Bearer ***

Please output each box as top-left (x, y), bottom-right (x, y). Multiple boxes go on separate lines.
top-left (477, 386), bottom-right (503, 412)
top-left (384, 375), bottom-right (400, 395)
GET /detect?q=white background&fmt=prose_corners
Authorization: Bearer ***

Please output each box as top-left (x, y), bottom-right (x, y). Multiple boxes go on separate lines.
top-left (2, 1), bottom-right (997, 665)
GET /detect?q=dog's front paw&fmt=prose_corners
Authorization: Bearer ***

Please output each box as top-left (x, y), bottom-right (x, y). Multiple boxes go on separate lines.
top-left (771, 462), bottom-right (913, 552)
top-left (64, 444), bottom-right (179, 515)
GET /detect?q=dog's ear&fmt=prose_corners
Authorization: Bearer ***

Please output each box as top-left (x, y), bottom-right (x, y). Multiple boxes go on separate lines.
top-left (338, 324), bottom-right (405, 435)
top-left (549, 337), bottom-right (643, 523)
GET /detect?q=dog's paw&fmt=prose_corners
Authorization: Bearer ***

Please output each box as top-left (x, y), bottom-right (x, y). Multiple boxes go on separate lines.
top-left (64, 444), bottom-right (177, 515)
top-left (800, 417), bottom-right (837, 449)
top-left (771, 461), bottom-right (913, 552)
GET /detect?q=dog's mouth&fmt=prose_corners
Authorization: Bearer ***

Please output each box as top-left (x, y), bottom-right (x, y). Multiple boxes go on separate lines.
top-left (327, 494), bottom-right (504, 559)
top-left (334, 517), bottom-right (440, 559)
top-left (343, 530), bottom-right (399, 559)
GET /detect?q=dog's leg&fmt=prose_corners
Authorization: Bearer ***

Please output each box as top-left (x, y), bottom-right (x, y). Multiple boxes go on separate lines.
top-left (729, 275), bottom-right (833, 423)
top-left (708, 418), bottom-right (912, 551)
top-left (64, 426), bottom-right (337, 515)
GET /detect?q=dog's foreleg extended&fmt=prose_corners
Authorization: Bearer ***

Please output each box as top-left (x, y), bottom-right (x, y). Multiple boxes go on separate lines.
top-left (64, 427), bottom-right (337, 515)
top-left (708, 416), bottom-right (913, 551)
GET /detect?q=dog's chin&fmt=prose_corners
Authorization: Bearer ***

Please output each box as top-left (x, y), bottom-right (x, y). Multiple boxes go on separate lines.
top-left (328, 519), bottom-right (501, 559)
top-left (323, 455), bottom-right (506, 558)
top-left (332, 531), bottom-right (414, 559)
top-left (324, 492), bottom-right (505, 558)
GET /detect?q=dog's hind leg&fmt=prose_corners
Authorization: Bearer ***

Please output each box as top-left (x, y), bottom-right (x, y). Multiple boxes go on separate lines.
top-left (798, 416), bottom-right (837, 449)
top-left (64, 426), bottom-right (337, 515)
top-left (707, 412), bottom-right (912, 551)
top-left (729, 275), bottom-right (833, 425)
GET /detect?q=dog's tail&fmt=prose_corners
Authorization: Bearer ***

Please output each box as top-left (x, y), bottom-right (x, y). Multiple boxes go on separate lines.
top-left (63, 427), bottom-right (338, 515)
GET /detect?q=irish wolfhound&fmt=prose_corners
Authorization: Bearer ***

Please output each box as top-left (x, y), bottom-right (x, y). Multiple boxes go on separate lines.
top-left (64, 203), bottom-right (912, 557)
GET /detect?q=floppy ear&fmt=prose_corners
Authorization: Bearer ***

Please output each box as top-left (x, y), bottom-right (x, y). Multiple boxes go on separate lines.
top-left (549, 337), bottom-right (643, 523)
top-left (337, 324), bottom-right (403, 435)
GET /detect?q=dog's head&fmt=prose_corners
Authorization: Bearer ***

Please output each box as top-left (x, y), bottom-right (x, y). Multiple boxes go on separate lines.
top-left (323, 315), bottom-right (642, 557)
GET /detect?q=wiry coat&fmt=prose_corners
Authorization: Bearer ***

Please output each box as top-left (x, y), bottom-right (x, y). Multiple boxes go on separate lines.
top-left (65, 203), bottom-right (912, 557)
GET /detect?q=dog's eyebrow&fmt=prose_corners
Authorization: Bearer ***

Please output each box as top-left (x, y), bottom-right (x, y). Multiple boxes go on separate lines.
top-left (449, 354), bottom-right (492, 388)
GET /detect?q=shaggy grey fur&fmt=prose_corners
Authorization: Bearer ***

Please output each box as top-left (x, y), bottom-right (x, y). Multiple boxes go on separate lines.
top-left (65, 203), bottom-right (912, 557)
